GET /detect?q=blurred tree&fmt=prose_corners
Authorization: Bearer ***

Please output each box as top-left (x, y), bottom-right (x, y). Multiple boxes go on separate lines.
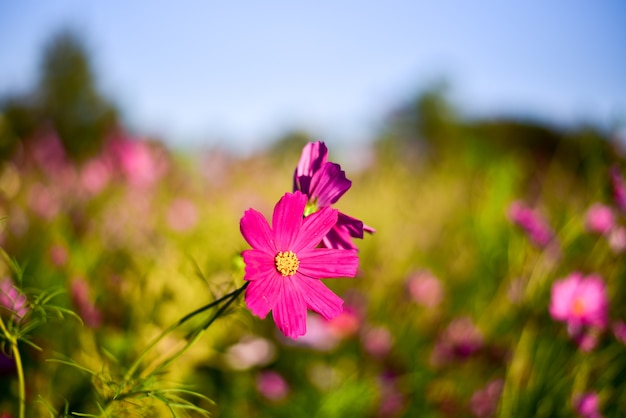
top-left (0, 28), bottom-right (118, 162)
top-left (376, 81), bottom-right (459, 164)
top-left (267, 129), bottom-right (315, 164)
top-left (0, 94), bottom-right (39, 159)
top-left (38, 29), bottom-right (118, 160)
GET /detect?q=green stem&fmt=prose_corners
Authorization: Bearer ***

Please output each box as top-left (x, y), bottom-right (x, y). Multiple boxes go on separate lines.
top-left (122, 282), bottom-right (248, 383)
top-left (0, 316), bottom-right (25, 418)
top-left (12, 341), bottom-right (26, 418)
top-left (147, 282), bottom-right (248, 378)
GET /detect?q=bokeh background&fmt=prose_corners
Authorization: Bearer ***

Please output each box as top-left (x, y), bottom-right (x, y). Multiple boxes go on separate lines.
top-left (0, 2), bottom-right (625, 417)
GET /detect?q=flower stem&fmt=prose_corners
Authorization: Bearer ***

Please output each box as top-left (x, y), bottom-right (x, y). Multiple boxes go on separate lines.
top-left (143, 282), bottom-right (249, 379)
top-left (0, 316), bottom-right (25, 418)
top-left (116, 281), bottom-right (249, 407)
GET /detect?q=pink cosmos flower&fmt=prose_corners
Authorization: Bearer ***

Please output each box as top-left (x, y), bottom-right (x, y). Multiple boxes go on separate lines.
top-left (70, 279), bottom-right (102, 328)
top-left (80, 156), bottom-right (112, 195)
top-left (0, 278), bottom-right (29, 321)
top-left (361, 325), bottom-right (394, 358)
top-left (430, 316), bottom-right (483, 366)
top-left (508, 201), bottom-right (554, 248)
top-left (610, 165), bottom-right (626, 212)
top-left (256, 371), bottom-right (290, 401)
top-left (612, 320), bottom-right (626, 345)
top-left (166, 198), bottom-right (198, 232)
top-left (293, 141), bottom-right (374, 249)
top-left (241, 191), bottom-right (359, 339)
top-left (470, 379), bottom-right (504, 418)
top-left (406, 269), bottom-right (444, 309)
top-left (608, 226), bottom-right (626, 254)
top-left (585, 203), bottom-right (614, 235)
top-left (574, 392), bottom-right (602, 418)
top-left (549, 273), bottom-right (608, 330)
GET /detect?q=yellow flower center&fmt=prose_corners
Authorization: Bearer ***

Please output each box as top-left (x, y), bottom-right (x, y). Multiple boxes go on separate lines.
top-left (275, 251), bottom-right (299, 276)
top-left (572, 297), bottom-right (585, 316)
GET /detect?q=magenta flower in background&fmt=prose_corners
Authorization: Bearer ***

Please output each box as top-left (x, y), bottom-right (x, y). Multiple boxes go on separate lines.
top-left (470, 379), bottom-right (504, 418)
top-left (293, 141), bottom-right (374, 249)
top-left (105, 134), bottom-right (166, 188)
top-left (508, 201), bottom-right (554, 248)
top-left (0, 278), bottom-right (29, 321)
top-left (256, 370), bottom-right (290, 401)
top-left (225, 335), bottom-right (276, 371)
top-left (241, 191), bottom-right (359, 339)
top-left (406, 269), bottom-right (444, 309)
top-left (585, 203), bottom-right (614, 235)
top-left (70, 279), bottom-right (102, 329)
top-left (610, 165), bottom-right (626, 212)
top-left (326, 306), bottom-right (361, 339)
top-left (549, 273), bottom-right (608, 331)
top-left (612, 320), bottom-right (626, 345)
top-left (361, 325), bottom-right (394, 358)
top-left (608, 226), bottom-right (626, 254)
top-left (166, 198), bottom-right (198, 232)
top-left (430, 316), bottom-right (483, 366)
top-left (574, 392), bottom-right (602, 418)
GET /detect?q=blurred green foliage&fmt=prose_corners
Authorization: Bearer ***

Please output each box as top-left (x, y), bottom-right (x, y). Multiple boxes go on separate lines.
top-left (0, 30), bottom-right (625, 418)
top-left (0, 29), bottom-right (117, 161)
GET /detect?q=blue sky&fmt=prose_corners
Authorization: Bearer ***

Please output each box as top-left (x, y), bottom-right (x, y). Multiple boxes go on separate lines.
top-left (1, 1), bottom-right (625, 152)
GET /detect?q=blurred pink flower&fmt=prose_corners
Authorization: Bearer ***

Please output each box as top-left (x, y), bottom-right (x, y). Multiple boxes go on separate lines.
top-left (80, 157), bottom-right (112, 195)
top-left (608, 226), bottom-right (626, 254)
top-left (361, 325), bottom-right (394, 358)
top-left (28, 183), bottom-right (61, 220)
top-left (610, 165), bottom-right (626, 212)
top-left (430, 316), bottom-right (483, 366)
top-left (573, 328), bottom-right (602, 352)
top-left (287, 313), bottom-right (341, 351)
top-left (574, 392), bottom-right (602, 418)
top-left (225, 335), bottom-right (276, 370)
top-left (240, 191), bottom-right (359, 339)
top-left (470, 379), bottom-right (504, 418)
top-left (612, 320), bottom-right (626, 345)
top-left (0, 278), bottom-right (29, 321)
top-left (585, 203), bottom-right (614, 235)
top-left (166, 198), bottom-right (198, 232)
top-left (508, 201), bottom-right (554, 248)
top-left (0, 351), bottom-right (16, 374)
top-left (293, 141), bottom-right (374, 249)
top-left (256, 371), bottom-right (289, 401)
top-left (326, 306), bottom-right (361, 339)
top-left (549, 273), bottom-right (608, 330)
top-left (28, 130), bottom-right (70, 176)
top-left (106, 135), bottom-right (166, 188)
top-left (71, 279), bottom-right (102, 328)
top-left (49, 244), bottom-right (69, 267)
top-left (377, 372), bottom-right (406, 417)
top-left (406, 269), bottom-right (443, 309)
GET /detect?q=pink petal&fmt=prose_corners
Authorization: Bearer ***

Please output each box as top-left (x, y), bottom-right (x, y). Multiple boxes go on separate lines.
top-left (323, 225), bottom-right (360, 250)
top-left (298, 248), bottom-right (359, 279)
top-left (272, 192), bottom-right (306, 250)
top-left (241, 209), bottom-right (276, 253)
top-left (337, 212), bottom-right (365, 238)
top-left (294, 275), bottom-right (343, 320)
top-left (294, 141), bottom-right (328, 179)
top-left (578, 276), bottom-right (608, 328)
top-left (309, 162), bottom-right (351, 207)
top-left (292, 206), bottom-right (338, 253)
top-left (549, 274), bottom-right (582, 321)
top-left (293, 142), bottom-right (328, 195)
top-left (272, 277), bottom-right (307, 338)
top-left (245, 272), bottom-right (283, 319)
top-left (321, 213), bottom-right (369, 249)
top-left (242, 250), bottom-right (275, 281)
